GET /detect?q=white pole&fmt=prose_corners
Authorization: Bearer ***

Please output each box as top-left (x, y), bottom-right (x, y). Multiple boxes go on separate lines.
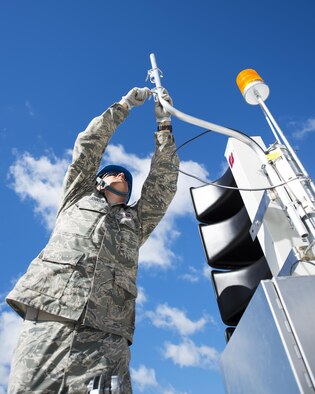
top-left (263, 113), bottom-right (282, 144)
top-left (255, 94), bottom-right (310, 178)
top-left (149, 53), bottom-right (162, 89)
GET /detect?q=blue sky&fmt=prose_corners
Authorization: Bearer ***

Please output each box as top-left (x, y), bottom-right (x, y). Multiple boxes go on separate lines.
top-left (1, 1), bottom-right (315, 393)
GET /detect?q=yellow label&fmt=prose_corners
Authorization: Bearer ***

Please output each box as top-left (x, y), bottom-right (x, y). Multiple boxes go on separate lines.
top-left (266, 149), bottom-right (282, 161)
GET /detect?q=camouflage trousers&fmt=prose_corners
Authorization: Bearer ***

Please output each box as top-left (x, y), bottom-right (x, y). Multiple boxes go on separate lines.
top-left (8, 319), bottom-right (132, 394)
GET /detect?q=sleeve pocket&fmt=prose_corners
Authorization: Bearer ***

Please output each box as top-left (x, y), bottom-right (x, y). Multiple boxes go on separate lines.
top-left (41, 249), bottom-right (84, 266)
top-left (106, 272), bottom-right (137, 321)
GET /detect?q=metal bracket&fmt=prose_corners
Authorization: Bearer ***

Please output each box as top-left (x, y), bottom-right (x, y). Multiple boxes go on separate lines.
top-left (250, 191), bottom-right (271, 240)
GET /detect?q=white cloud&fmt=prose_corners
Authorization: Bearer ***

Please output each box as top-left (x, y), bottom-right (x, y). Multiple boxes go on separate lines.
top-left (292, 117), bottom-right (315, 140)
top-left (180, 265), bottom-right (214, 284)
top-left (0, 311), bottom-right (23, 393)
top-left (9, 150), bottom-right (71, 230)
top-left (136, 286), bottom-right (147, 306)
top-left (180, 264), bottom-right (212, 283)
top-left (180, 266), bottom-right (200, 283)
top-left (8, 143), bottom-right (209, 269)
top-left (131, 365), bottom-right (188, 394)
top-left (131, 364), bottom-right (158, 392)
top-left (139, 218), bottom-right (180, 269)
top-left (169, 160), bottom-right (209, 217)
top-left (162, 389), bottom-right (188, 394)
top-left (163, 338), bottom-right (220, 369)
top-left (146, 304), bottom-right (208, 336)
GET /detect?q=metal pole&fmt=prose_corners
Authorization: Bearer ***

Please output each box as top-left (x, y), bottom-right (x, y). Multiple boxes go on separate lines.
top-left (255, 94), bottom-right (310, 178)
top-left (263, 114), bottom-right (282, 144)
top-left (149, 53), bottom-right (163, 89)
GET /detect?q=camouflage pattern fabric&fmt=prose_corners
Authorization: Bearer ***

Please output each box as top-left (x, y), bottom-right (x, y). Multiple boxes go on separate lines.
top-left (8, 320), bottom-right (132, 394)
top-left (7, 102), bottom-right (179, 344)
top-left (6, 102), bottom-right (179, 391)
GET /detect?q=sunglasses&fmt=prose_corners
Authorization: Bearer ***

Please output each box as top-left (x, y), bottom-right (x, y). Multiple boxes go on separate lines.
top-left (104, 171), bottom-right (127, 180)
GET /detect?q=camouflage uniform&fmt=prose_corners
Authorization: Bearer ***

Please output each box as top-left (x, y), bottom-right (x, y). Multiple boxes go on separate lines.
top-left (7, 102), bottom-right (179, 393)
top-left (9, 320), bottom-right (132, 393)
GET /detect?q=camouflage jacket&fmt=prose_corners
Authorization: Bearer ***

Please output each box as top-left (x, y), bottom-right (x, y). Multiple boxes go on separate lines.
top-left (6, 103), bottom-right (179, 344)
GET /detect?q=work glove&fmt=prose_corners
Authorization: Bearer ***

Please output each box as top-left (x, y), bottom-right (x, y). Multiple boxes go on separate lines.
top-left (121, 87), bottom-right (151, 110)
top-left (155, 88), bottom-right (173, 123)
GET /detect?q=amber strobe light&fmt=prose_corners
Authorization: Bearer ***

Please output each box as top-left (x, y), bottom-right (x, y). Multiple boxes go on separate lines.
top-left (236, 69), bottom-right (270, 105)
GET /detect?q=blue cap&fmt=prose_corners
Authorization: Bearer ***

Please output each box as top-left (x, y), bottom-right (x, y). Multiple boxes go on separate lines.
top-left (96, 165), bottom-right (133, 203)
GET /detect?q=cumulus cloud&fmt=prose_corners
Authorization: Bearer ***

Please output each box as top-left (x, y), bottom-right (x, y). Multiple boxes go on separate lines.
top-left (163, 338), bottom-right (220, 369)
top-left (8, 143), bottom-right (209, 269)
top-left (136, 286), bottom-right (147, 306)
top-left (292, 117), bottom-right (315, 140)
top-left (180, 266), bottom-right (200, 283)
top-left (139, 218), bottom-right (180, 268)
top-left (169, 160), bottom-right (209, 217)
top-left (146, 304), bottom-right (208, 336)
top-left (9, 150), bottom-right (71, 230)
top-left (0, 310), bottom-right (23, 393)
top-left (180, 264), bottom-right (213, 284)
top-left (131, 364), bottom-right (158, 392)
top-left (131, 364), bottom-right (188, 394)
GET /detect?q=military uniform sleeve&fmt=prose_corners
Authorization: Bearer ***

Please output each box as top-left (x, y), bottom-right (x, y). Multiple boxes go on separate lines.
top-left (136, 131), bottom-right (179, 246)
top-left (57, 103), bottom-right (129, 215)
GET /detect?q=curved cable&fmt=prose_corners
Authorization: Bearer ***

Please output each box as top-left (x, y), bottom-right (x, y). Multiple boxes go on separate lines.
top-left (178, 166), bottom-right (308, 192)
top-left (171, 129), bottom-right (309, 192)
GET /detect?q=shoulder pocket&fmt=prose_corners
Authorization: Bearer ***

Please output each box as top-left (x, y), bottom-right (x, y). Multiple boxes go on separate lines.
top-left (77, 198), bottom-right (108, 213)
top-left (55, 196), bottom-right (108, 237)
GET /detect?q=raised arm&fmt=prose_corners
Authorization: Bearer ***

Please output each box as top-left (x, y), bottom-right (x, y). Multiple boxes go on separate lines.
top-left (137, 130), bottom-right (179, 245)
top-left (57, 87), bottom-right (151, 215)
top-left (136, 89), bottom-right (179, 245)
top-left (56, 103), bottom-right (129, 215)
